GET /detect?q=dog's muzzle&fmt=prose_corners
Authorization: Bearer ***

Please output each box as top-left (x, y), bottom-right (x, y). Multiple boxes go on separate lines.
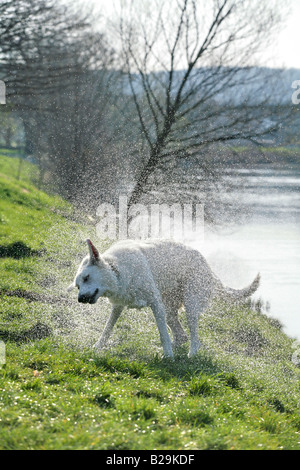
top-left (78, 289), bottom-right (99, 304)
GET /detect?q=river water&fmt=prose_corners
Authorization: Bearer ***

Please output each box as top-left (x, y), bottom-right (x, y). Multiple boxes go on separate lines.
top-left (190, 164), bottom-right (300, 341)
top-left (111, 163), bottom-right (300, 340)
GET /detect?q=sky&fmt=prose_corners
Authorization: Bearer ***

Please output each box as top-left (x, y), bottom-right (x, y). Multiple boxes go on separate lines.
top-left (271, 0), bottom-right (300, 69)
top-left (82, 0), bottom-right (300, 70)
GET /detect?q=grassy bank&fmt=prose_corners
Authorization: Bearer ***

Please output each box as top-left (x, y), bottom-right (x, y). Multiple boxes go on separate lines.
top-left (0, 154), bottom-right (300, 450)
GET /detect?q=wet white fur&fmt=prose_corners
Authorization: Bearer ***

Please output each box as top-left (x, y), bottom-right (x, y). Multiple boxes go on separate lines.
top-left (69, 239), bottom-right (260, 358)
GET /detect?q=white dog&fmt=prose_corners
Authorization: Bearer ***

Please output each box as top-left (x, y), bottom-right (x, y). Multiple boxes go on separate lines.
top-left (68, 239), bottom-right (260, 358)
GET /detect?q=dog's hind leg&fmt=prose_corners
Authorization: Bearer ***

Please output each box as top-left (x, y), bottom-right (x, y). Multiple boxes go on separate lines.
top-left (93, 305), bottom-right (123, 351)
top-left (184, 287), bottom-right (210, 358)
top-left (164, 296), bottom-right (188, 350)
top-left (149, 297), bottom-right (174, 359)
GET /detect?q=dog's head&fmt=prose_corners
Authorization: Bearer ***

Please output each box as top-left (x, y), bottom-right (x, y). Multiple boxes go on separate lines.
top-left (68, 239), bottom-right (117, 304)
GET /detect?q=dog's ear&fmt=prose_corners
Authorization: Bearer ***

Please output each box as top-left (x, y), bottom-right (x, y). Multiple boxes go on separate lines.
top-left (86, 239), bottom-right (101, 263)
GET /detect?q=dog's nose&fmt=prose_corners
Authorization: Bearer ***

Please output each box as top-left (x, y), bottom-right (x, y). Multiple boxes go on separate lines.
top-left (78, 294), bottom-right (90, 303)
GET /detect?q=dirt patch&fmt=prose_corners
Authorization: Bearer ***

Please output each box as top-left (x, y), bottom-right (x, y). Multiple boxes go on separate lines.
top-left (234, 323), bottom-right (269, 356)
top-left (36, 275), bottom-right (57, 288)
top-left (0, 288), bottom-right (73, 306)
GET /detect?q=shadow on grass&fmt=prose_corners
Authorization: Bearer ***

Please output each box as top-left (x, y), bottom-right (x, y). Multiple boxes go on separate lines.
top-left (91, 346), bottom-right (224, 383)
top-left (0, 241), bottom-right (44, 259)
top-left (148, 349), bottom-right (222, 381)
top-left (0, 322), bottom-right (52, 343)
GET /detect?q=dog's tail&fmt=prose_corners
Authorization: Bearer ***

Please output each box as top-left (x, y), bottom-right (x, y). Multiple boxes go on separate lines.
top-left (217, 273), bottom-right (261, 301)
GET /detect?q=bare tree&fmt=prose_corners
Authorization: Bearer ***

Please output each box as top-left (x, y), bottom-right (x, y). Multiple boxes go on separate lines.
top-left (0, 0), bottom-right (132, 201)
top-left (0, 0), bottom-right (90, 103)
top-left (115, 0), bottom-right (289, 209)
top-left (16, 29), bottom-right (138, 203)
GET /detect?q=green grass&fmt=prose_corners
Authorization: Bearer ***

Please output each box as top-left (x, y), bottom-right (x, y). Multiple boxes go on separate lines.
top-left (230, 145), bottom-right (300, 164)
top-left (1, 154), bottom-right (300, 450)
top-left (0, 152), bottom-right (39, 183)
top-left (232, 145), bottom-right (300, 155)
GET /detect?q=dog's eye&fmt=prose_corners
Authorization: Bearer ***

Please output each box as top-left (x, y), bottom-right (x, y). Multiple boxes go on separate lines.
top-left (83, 275), bottom-right (90, 283)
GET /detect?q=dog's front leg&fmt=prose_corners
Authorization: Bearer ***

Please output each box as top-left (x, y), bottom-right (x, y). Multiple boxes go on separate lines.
top-left (93, 305), bottom-right (123, 351)
top-left (149, 298), bottom-right (174, 359)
